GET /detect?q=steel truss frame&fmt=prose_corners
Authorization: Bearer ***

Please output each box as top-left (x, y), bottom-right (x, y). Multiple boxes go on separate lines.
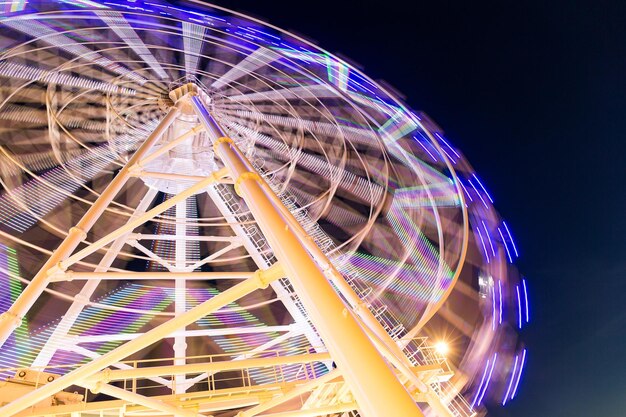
top-left (0, 85), bottom-right (460, 417)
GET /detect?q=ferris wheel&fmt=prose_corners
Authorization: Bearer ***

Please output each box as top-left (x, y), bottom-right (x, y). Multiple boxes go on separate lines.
top-left (0, 1), bottom-right (529, 417)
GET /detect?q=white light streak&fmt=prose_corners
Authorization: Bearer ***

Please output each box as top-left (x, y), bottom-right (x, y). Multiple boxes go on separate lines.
top-left (477, 353), bottom-right (497, 406)
top-left (502, 354), bottom-right (518, 405)
top-left (182, 21), bottom-right (205, 79)
top-left (511, 349), bottom-right (527, 399)
top-left (2, 18), bottom-right (146, 84)
top-left (211, 47), bottom-right (280, 89)
top-left (497, 227), bottom-right (513, 263)
top-left (97, 11), bottom-right (169, 79)
top-left (0, 61), bottom-right (136, 95)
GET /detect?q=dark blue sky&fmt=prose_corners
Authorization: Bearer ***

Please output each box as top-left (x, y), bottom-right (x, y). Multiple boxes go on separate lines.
top-left (209, 1), bottom-right (626, 415)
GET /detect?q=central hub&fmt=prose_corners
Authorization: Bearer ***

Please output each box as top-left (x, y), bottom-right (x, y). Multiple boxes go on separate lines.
top-left (141, 83), bottom-right (217, 194)
top-left (141, 118), bottom-right (216, 194)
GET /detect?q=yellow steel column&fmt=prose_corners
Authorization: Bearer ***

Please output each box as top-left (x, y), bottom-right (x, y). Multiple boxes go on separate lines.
top-left (255, 178), bottom-right (430, 391)
top-left (0, 100), bottom-right (185, 348)
top-left (214, 137), bottom-right (423, 417)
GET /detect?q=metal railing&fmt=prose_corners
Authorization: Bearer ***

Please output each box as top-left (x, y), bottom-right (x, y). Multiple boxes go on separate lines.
top-left (0, 346), bottom-right (328, 400)
top-left (255, 165), bottom-right (475, 417)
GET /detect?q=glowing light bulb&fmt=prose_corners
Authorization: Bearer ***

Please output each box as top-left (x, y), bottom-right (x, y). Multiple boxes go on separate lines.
top-left (434, 341), bottom-right (449, 356)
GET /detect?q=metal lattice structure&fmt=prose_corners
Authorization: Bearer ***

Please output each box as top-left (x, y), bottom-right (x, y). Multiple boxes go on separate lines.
top-left (0, 2), bottom-right (529, 416)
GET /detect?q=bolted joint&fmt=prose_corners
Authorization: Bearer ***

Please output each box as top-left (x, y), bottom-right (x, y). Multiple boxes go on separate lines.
top-left (169, 83), bottom-right (198, 103)
top-left (234, 172), bottom-right (261, 196)
top-left (354, 301), bottom-right (369, 315)
top-left (424, 388), bottom-right (440, 403)
top-left (88, 381), bottom-right (102, 395)
top-left (0, 311), bottom-right (22, 328)
top-left (173, 340), bottom-right (188, 350)
top-left (65, 270), bottom-right (75, 282)
top-left (320, 262), bottom-right (333, 274)
top-left (101, 368), bottom-right (112, 384)
top-left (212, 136), bottom-right (233, 154)
top-left (69, 226), bottom-right (87, 241)
top-left (210, 167), bottom-right (229, 182)
top-left (47, 261), bottom-right (68, 277)
top-left (127, 163), bottom-right (143, 175)
top-left (48, 264), bottom-right (70, 280)
top-left (74, 293), bottom-right (90, 305)
top-left (252, 270), bottom-right (268, 289)
top-left (253, 263), bottom-right (284, 289)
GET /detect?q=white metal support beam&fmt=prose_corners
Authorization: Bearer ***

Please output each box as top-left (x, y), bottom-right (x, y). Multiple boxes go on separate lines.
top-left (174, 199), bottom-right (188, 393)
top-left (56, 167), bottom-right (228, 271)
top-left (184, 329), bottom-right (302, 388)
top-left (31, 187), bottom-right (159, 368)
top-left (81, 381), bottom-right (201, 417)
top-left (127, 239), bottom-right (176, 270)
top-left (255, 402), bottom-right (358, 417)
top-left (238, 369), bottom-right (341, 417)
top-left (0, 101), bottom-right (184, 348)
top-left (66, 344), bottom-right (173, 390)
top-left (0, 264), bottom-right (284, 416)
top-left (129, 233), bottom-right (242, 243)
top-left (83, 352), bottom-right (331, 383)
top-left (51, 270), bottom-right (255, 282)
top-left (70, 325), bottom-right (294, 344)
top-left (184, 241), bottom-right (243, 271)
top-left (202, 185), bottom-right (326, 361)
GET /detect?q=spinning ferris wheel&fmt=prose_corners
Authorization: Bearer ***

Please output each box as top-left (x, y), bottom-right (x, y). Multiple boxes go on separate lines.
top-left (0, 1), bottom-right (529, 416)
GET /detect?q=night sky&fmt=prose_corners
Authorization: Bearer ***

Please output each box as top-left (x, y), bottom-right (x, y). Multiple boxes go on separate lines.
top-left (207, 1), bottom-right (626, 416)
